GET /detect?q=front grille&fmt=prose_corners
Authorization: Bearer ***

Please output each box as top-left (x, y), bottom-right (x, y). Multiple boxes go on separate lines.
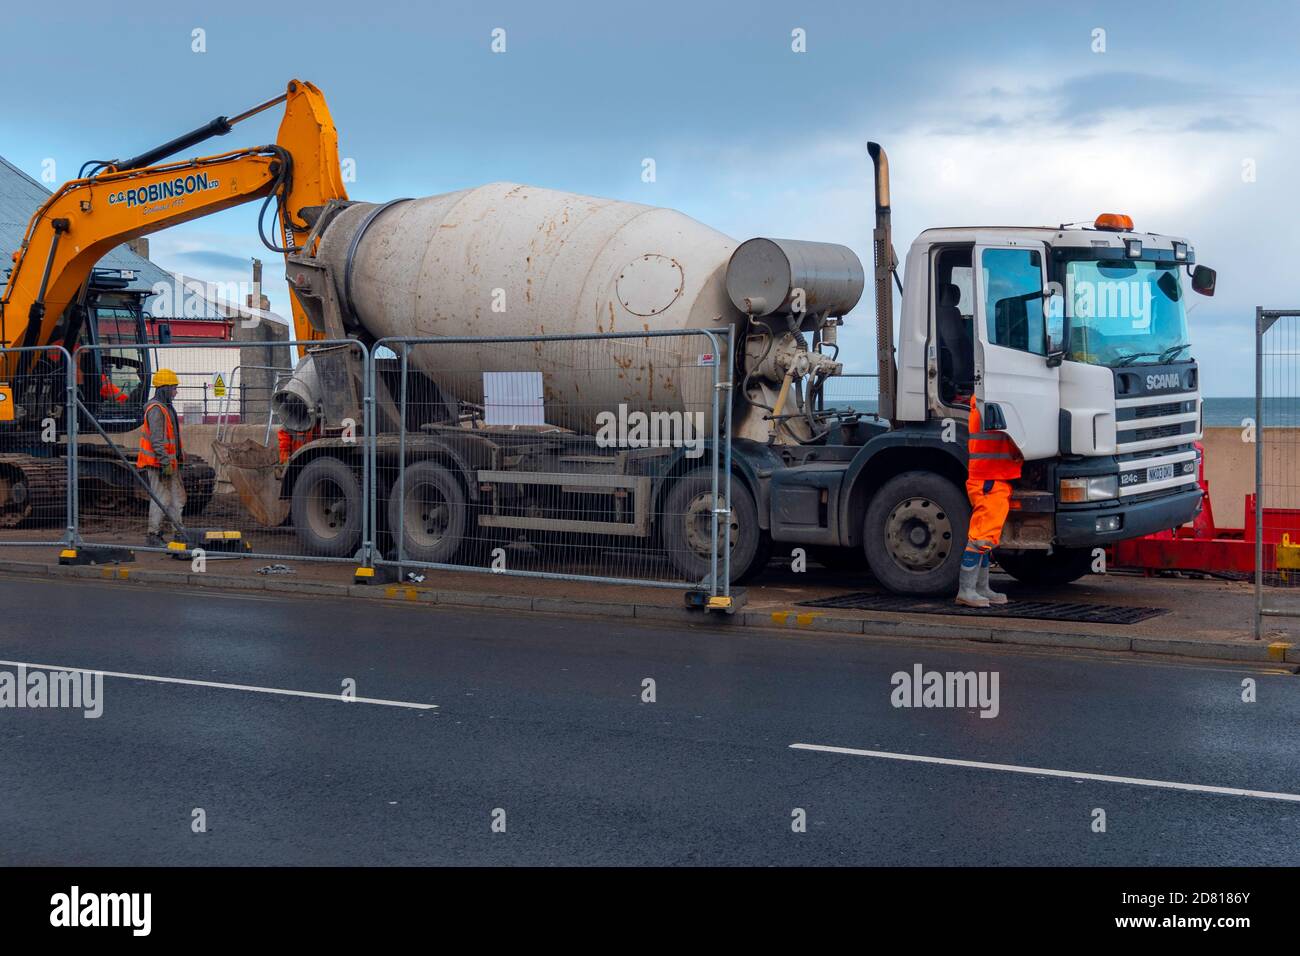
top-left (1120, 421), bottom-right (1197, 445)
top-left (1132, 401), bottom-right (1183, 419)
top-left (1116, 443), bottom-right (1197, 464)
top-left (1133, 423), bottom-right (1180, 441)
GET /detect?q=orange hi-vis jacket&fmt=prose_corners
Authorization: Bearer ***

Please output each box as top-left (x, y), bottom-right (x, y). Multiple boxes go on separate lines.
top-left (967, 395), bottom-right (1022, 481)
top-left (100, 374), bottom-right (128, 405)
top-left (277, 424), bottom-right (320, 464)
top-left (136, 401), bottom-right (184, 469)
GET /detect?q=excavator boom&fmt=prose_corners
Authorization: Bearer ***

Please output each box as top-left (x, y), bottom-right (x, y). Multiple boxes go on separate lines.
top-left (0, 79), bottom-right (347, 368)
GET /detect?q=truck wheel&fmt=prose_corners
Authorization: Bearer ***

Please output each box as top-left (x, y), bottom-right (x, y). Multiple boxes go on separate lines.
top-left (662, 472), bottom-right (770, 584)
top-left (291, 456), bottom-right (363, 557)
top-left (997, 547), bottom-right (1094, 587)
top-left (388, 459), bottom-right (468, 564)
top-left (863, 471), bottom-right (968, 596)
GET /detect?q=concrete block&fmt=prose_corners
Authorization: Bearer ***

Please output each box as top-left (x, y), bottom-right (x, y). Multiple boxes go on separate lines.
top-left (119, 568), bottom-right (190, 586)
top-left (0, 559), bottom-right (48, 575)
top-left (875, 620), bottom-right (996, 642)
top-left (187, 573), bottom-right (266, 590)
top-left (263, 579), bottom-right (352, 596)
top-left (805, 615), bottom-right (866, 635)
top-left (376, 584), bottom-right (437, 603)
top-left (436, 590), bottom-right (534, 611)
top-left (530, 596), bottom-right (635, 618)
top-left (745, 609), bottom-right (831, 629)
top-left (1130, 636), bottom-right (1270, 661)
top-left (991, 629), bottom-right (1131, 653)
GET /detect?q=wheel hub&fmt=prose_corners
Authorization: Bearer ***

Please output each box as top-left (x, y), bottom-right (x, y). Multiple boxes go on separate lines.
top-left (409, 483), bottom-right (449, 541)
top-left (684, 491), bottom-right (734, 558)
top-left (309, 479), bottom-right (348, 536)
top-left (883, 496), bottom-right (952, 572)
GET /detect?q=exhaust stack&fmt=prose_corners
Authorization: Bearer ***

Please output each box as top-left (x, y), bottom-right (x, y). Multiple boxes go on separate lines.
top-left (867, 142), bottom-right (897, 422)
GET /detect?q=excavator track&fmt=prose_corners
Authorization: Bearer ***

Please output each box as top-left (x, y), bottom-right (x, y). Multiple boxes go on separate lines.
top-left (0, 452), bottom-right (217, 529)
top-left (0, 456), bottom-right (67, 528)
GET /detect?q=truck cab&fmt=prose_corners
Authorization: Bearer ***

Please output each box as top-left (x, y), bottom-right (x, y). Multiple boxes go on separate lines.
top-left (890, 219), bottom-right (1207, 584)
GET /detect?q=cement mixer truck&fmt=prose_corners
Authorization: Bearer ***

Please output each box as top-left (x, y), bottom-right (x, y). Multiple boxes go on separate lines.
top-left (270, 137), bottom-right (1212, 593)
top-left (2, 80), bottom-right (1211, 594)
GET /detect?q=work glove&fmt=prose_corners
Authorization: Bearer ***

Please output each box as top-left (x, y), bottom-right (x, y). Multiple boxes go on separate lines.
top-left (161, 462), bottom-right (177, 478)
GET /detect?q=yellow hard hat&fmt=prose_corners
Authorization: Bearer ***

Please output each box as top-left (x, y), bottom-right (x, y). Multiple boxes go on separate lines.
top-left (152, 368), bottom-right (179, 388)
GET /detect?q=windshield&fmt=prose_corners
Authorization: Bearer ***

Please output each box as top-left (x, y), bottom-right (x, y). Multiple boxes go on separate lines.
top-left (1065, 259), bottom-right (1191, 367)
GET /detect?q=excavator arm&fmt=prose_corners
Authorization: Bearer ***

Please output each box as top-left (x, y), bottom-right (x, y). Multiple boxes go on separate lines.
top-left (0, 79), bottom-right (347, 376)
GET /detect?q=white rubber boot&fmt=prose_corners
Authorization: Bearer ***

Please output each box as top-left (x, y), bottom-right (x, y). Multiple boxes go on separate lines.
top-left (976, 556), bottom-right (1008, 605)
top-left (955, 558), bottom-right (990, 608)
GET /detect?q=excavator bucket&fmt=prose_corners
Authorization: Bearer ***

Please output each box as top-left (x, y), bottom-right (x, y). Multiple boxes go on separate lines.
top-left (210, 439), bottom-right (290, 527)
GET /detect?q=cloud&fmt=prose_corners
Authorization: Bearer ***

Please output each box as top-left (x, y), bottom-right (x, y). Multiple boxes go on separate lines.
top-left (648, 63), bottom-right (1300, 392)
top-left (1050, 71), bottom-right (1217, 128)
top-left (1182, 115), bottom-right (1270, 133)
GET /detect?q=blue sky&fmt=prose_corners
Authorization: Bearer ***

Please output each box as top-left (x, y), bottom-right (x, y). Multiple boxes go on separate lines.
top-left (2, 0), bottom-right (1296, 394)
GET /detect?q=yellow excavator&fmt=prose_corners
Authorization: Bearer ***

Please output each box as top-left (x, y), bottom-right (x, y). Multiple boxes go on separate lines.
top-left (0, 79), bottom-right (347, 526)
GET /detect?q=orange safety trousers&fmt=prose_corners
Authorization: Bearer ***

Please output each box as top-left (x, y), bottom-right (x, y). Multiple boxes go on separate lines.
top-left (966, 478), bottom-right (1012, 553)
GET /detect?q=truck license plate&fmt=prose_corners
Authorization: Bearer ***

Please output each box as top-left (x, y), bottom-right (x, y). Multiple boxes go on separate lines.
top-left (1146, 463), bottom-right (1176, 483)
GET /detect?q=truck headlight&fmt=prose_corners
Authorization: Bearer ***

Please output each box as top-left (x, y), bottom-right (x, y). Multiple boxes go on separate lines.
top-left (1059, 475), bottom-right (1119, 502)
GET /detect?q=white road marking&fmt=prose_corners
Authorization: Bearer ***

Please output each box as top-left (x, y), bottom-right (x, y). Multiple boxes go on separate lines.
top-left (0, 660), bottom-right (437, 710)
top-left (790, 743), bottom-right (1300, 803)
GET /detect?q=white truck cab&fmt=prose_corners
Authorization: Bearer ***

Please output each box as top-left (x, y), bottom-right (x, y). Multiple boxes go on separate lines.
top-left (890, 216), bottom-right (1209, 579)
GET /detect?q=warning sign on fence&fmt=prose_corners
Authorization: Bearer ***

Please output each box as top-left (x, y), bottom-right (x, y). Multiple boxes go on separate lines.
top-left (211, 372), bottom-right (227, 398)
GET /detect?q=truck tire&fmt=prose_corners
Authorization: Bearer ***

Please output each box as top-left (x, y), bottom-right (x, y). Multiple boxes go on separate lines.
top-left (997, 547), bottom-right (1094, 587)
top-left (863, 471), bottom-right (968, 596)
top-left (291, 456), bottom-right (363, 558)
top-left (388, 459), bottom-right (468, 564)
top-left (662, 472), bottom-right (770, 584)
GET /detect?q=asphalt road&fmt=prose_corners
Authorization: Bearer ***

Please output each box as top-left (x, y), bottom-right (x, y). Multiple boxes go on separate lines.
top-left (0, 574), bottom-right (1296, 866)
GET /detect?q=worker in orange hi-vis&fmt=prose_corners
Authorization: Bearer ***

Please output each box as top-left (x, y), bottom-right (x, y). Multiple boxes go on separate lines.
top-left (277, 423), bottom-right (321, 464)
top-left (958, 394), bottom-right (1023, 608)
top-left (136, 369), bottom-right (187, 547)
top-left (99, 373), bottom-right (129, 405)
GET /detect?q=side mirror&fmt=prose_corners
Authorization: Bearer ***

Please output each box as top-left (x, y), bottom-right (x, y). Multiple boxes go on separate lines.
top-left (1044, 290), bottom-right (1066, 366)
top-left (1191, 265), bottom-right (1216, 297)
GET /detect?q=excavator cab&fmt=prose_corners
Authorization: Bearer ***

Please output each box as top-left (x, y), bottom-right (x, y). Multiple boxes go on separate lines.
top-left (37, 267), bottom-right (154, 433)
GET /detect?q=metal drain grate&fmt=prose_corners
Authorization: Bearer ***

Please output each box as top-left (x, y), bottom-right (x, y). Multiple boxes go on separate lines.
top-left (798, 593), bottom-right (1168, 625)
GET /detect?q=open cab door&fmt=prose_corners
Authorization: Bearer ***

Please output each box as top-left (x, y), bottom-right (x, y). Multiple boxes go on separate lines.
top-left (973, 241), bottom-right (1060, 460)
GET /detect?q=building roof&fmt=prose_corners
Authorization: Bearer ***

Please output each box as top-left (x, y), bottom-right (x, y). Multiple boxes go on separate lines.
top-left (0, 154), bottom-right (173, 294)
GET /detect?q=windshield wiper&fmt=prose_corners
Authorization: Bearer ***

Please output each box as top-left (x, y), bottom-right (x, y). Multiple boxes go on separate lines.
top-left (1113, 351), bottom-right (1163, 367)
top-left (1113, 344), bottom-right (1192, 367)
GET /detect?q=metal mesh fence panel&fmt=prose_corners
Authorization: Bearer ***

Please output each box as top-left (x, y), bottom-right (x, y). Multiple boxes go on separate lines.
top-left (1254, 309), bottom-right (1300, 637)
top-left (0, 346), bottom-right (76, 547)
top-left (371, 330), bottom-right (730, 591)
top-left (72, 340), bottom-right (368, 562)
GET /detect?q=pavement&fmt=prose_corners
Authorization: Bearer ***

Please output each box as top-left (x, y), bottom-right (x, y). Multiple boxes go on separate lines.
top-left (0, 541), bottom-right (1295, 664)
top-left (0, 574), bottom-right (1297, 866)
